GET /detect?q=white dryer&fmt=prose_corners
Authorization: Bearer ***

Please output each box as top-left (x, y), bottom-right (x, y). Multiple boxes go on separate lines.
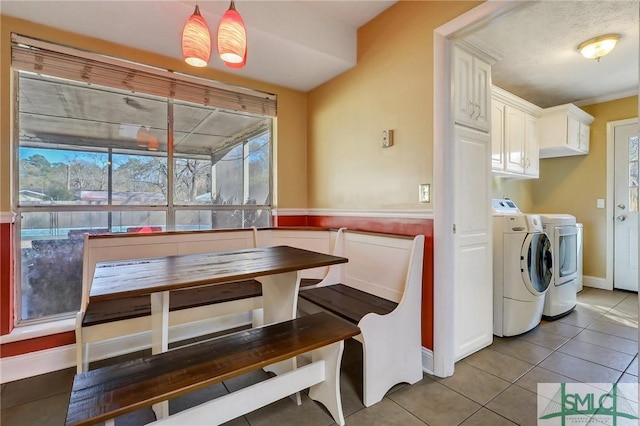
top-left (540, 214), bottom-right (578, 319)
top-left (492, 199), bottom-right (553, 337)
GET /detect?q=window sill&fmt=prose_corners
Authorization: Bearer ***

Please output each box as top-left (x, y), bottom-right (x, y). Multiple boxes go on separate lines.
top-left (0, 318), bottom-right (75, 344)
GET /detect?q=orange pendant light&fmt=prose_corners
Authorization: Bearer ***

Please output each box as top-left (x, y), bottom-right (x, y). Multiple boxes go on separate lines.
top-left (217, 1), bottom-right (247, 68)
top-left (182, 5), bottom-right (212, 67)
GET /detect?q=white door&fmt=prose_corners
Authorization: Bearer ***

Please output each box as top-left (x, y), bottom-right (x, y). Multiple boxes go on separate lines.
top-left (453, 125), bottom-right (493, 360)
top-left (614, 122), bottom-right (639, 291)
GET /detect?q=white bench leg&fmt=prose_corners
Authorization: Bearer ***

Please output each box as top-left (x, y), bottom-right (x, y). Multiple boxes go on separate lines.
top-left (150, 359), bottom-right (329, 425)
top-left (308, 341), bottom-right (346, 426)
top-left (260, 271), bottom-right (302, 405)
top-left (359, 318), bottom-right (423, 407)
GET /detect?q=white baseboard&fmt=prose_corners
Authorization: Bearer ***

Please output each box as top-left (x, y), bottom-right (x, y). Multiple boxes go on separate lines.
top-left (582, 275), bottom-right (611, 290)
top-left (0, 313), bottom-right (251, 384)
top-left (421, 347), bottom-right (434, 375)
top-left (0, 343), bottom-right (76, 383)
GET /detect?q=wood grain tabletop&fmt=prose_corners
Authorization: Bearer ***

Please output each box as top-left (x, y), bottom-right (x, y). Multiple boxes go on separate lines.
top-left (90, 246), bottom-right (347, 302)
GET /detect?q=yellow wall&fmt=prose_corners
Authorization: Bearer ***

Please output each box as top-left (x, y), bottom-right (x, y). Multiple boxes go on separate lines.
top-left (492, 177), bottom-right (535, 212)
top-left (307, 1), bottom-right (480, 210)
top-left (0, 15), bottom-right (308, 212)
top-left (531, 96), bottom-right (638, 278)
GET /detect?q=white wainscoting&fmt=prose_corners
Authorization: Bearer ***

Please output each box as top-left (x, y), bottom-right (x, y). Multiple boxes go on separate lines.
top-left (1, 312), bottom-right (252, 383)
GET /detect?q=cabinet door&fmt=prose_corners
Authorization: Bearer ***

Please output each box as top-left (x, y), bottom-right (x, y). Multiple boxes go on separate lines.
top-left (473, 58), bottom-right (491, 132)
top-left (525, 114), bottom-right (539, 178)
top-left (453, 125), bottom-right (493, 360)
top-left (491, 100), bottom-right (505, 171)
top-left (578, 122), bottom-right (590, 153)
top-left (567, 115), bottom-right (581, 150)
top-left (504, 105), bottom-right (525, 174)
top-left (453, 47), bottom-right (474, 128)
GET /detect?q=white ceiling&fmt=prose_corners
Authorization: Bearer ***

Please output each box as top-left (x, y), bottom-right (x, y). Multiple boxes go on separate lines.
top-left (1, 0), bottom-right (637, 106)
top-left (463, 1), bottom-right (639, 108)
top-left (1, 0), bottom-right (396, 92)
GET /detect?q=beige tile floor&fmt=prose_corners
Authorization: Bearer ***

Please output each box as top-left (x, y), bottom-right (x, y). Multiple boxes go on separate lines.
top-left (1, 288), bottom-right (637, 425)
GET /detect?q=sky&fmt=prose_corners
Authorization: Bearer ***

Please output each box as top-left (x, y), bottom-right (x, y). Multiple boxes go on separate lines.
top-left (20, 147), bottom-right (99, 165)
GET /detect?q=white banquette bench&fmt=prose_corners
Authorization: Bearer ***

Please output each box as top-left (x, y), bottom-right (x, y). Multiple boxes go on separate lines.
top-left (75, 227), bottom-right (425, 410)
top-left (67, 311), bottom-right (360, 426)
top-left (298, 228), bottom-right (425, 407)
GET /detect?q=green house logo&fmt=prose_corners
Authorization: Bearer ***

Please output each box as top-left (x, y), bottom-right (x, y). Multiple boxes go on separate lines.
top-left (538, 383), bottom-right (639, 426)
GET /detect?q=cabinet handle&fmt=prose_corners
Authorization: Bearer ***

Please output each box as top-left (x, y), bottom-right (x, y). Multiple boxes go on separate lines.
top-left (468, 100), bottom-right (475, 118)
top-left (475, 103), bottom-right (481, 119)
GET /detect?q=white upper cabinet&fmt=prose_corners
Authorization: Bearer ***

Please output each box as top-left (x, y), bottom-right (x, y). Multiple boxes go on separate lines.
top-left (453, 45), bottom-right (491, 132)
top-left (491, 86), bottom-right (542, 179)
top-left (539, 104), bottom-right (594, 158)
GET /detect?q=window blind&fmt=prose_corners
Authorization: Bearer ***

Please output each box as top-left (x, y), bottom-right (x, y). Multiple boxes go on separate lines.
top-left (11, 34), bottom-right (277, 117)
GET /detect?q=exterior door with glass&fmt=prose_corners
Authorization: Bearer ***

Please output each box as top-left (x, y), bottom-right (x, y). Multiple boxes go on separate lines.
top-left (614, 121), bottom-right (639, 291)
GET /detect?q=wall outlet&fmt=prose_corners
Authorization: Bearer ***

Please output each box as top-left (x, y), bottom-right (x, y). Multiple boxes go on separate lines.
top-left (382, 129), bottom-right (394, 148)
top-left (596, 198), bottom-right (605, 209)
top-left (419, 183), bottom-right (430, 203)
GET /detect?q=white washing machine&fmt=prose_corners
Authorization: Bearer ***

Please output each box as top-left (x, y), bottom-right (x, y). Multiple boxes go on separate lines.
top-left (492, 199), bottom-right (553, 337)
top-left (540, 214), bottom-right (579, 319)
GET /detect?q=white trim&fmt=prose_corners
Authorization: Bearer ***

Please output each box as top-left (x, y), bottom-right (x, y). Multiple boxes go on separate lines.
top-left (0, 211), bottom-right (16, 224)
top-left (606, 118), bottom-right (638, 291)
top-left (306, 209), bottom-right (434, 220)
top-left (273, 209), bottom-right (308, 217)
top-left (0, 313), bottom-right (251, 383)
top-left (0, 318), bottom-right (75, 344)
top-left (433, 0), bottom-right (520, 378)
top-left (574, 89), bottom-right (638, 108)
top-left (421, 347), bottom-right (434, 375)
top-left (0, 343), bottom-right (76, 384)
top-left (583, 275), bottom-right (609, 291)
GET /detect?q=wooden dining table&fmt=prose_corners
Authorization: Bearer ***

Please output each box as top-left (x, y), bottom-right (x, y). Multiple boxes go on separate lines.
top-left (88, 245), bottom-right (348, 420)
top-left (90, 245), bottom-right (349, 353)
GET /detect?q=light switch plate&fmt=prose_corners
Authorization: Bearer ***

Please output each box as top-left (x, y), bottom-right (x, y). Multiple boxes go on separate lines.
top-left (382, 130), bottom-right (394, 148)
top-left (596, 198), bottom-right (605, 209)
top-left (419, 184), bottom-right (430, 203)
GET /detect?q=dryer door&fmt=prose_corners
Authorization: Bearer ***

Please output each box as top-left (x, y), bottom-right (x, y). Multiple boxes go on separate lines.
top-left (520, 232), bottom-right (552, 295)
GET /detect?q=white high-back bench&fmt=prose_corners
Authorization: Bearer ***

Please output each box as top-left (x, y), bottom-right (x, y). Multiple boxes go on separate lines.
top-left (299, 229), bottom-right (425, 407)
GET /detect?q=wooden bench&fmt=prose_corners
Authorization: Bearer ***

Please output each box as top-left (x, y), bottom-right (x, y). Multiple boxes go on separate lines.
top-left (298, 229), bottom-right (425, 407)
top-left (66, 312), bottom-right (360, 426)
top-left (76, 228), bottom-right (335, 372)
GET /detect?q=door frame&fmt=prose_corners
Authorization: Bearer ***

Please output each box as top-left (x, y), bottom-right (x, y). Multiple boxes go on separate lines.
top-left (606, 117), bottom-right (638, 290)
top-left (432, 0), bottom-right (521, 377)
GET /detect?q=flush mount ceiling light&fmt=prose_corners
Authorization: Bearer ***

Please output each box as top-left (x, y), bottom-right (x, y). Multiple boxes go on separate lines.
top-left (182, 4), bottom-right (212, 67)
top-left (217, 0), bottom-right (247, 69)
top-left (578, 34), bottom-right (621, 61)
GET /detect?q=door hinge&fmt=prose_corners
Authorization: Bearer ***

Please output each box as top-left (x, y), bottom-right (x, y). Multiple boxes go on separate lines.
top-left (453, 224), bottom-right (456, 234)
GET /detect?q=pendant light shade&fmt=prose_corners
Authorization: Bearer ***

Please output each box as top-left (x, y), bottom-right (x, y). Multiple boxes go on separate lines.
top-left (217, 1), bottom-right (247, 68)
top-left (182, 5), bottom-right (211, 68)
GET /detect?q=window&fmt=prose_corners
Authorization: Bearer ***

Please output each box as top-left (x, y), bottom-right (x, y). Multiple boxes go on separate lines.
top-left (13, 36), bottom-right (275, 323)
